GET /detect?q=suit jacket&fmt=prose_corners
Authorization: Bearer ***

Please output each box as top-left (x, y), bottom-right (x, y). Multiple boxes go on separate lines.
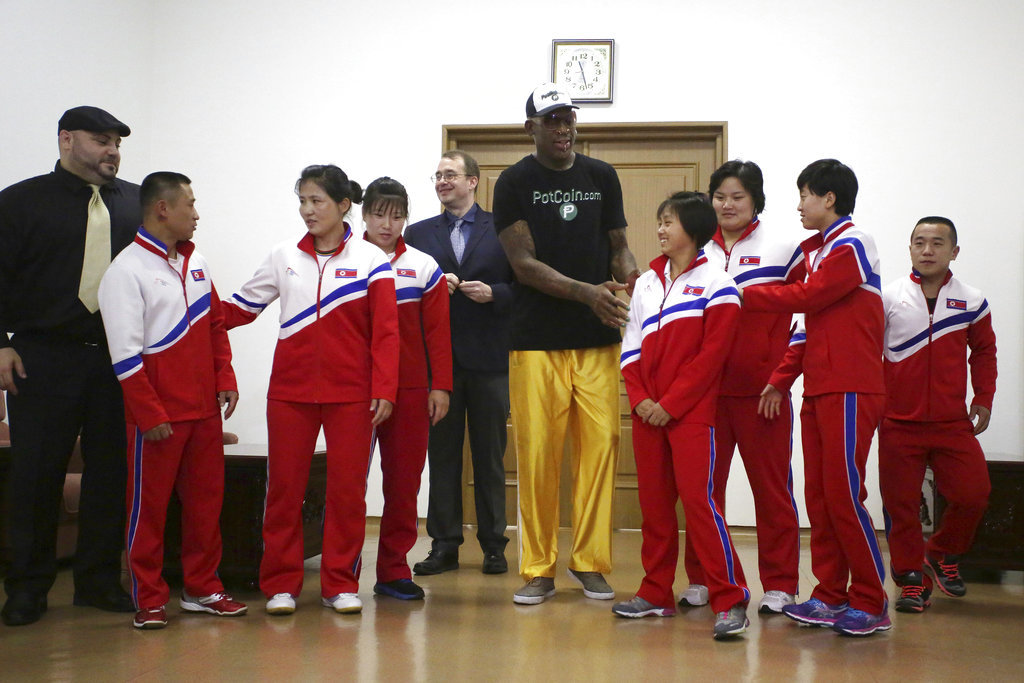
top-left (405, 204), bottom-right (513, 373)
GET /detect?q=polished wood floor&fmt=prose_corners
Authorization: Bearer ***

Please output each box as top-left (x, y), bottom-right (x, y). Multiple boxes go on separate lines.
top-left (1, 527), bottom-right (1022, 681)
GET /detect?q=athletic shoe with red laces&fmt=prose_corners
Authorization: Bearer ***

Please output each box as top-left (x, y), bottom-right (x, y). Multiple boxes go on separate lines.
top-left (133, 607), bottom-right (167, 629)
top-left (179, 591), bottom-right (248, 616)
top-left (925, 554), bottom-right (967, 597)
top-left (893, 570), bottom-right (932, 613)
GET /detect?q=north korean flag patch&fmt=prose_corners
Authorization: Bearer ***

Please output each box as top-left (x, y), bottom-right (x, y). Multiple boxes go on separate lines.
top-left (682, 284), bottom-right (705, 296)
top-left (738, 256), bottom-right (761, 266)
top-left (946, 298), bottom-right (967, 310)
top-left (190, 269), bottom-right (205, 281)
top-left (335, 268), bottom-right (357, 278)
top-left (396, 268), bottom-right (417, 278)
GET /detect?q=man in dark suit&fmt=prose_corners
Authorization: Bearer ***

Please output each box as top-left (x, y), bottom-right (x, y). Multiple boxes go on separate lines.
top-left (405, 150), bottom-right (513, 575)
top-left (1, 107), bottom-right (139, 626)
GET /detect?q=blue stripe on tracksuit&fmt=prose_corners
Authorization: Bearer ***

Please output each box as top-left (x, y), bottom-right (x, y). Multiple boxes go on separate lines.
top-left (843, 393), bottom-right (887, 584)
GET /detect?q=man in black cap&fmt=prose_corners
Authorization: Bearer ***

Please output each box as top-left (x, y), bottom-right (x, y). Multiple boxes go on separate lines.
top-left (0, 106), bottom-right (140, 626)
top-left (492, 84), bottom-right (639, 605)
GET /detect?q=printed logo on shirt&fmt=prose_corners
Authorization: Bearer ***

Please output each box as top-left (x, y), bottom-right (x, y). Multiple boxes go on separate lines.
top-left (559, 203), bottom-right (578, 221)
top-left (739, 256), bottom-right (761, 266)
top-left (946, 298), bottom-right (967, 310)
top-left (190, 269), bottom-right (206, 281)
top-left (286, 267), bottom-right (299, 277)
top-left (396, 268), bottom-right (417, 278)
top-left (682, 284), bottom-right (705, 296)
top-left (335, 268), bottom-right (357, 278)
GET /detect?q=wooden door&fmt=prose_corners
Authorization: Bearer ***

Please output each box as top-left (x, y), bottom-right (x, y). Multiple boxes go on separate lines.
top-left (442, 122), bottom-right (727, 530)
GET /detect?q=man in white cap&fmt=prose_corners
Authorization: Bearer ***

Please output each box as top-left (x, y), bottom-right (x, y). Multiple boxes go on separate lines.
top-left (492, 83), bottom-right (639, 605)
top-left (0, 106), bottom-right (140, 626)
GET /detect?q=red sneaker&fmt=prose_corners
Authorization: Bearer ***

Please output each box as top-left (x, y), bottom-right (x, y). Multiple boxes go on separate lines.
top-left (179, 591), bottom-right (248, 616)
top-left (133, 607), bottom-right (168, 629)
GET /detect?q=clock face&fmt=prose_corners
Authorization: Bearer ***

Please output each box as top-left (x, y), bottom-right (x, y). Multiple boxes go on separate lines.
top-left (555, 43), bottom-right (612, 101)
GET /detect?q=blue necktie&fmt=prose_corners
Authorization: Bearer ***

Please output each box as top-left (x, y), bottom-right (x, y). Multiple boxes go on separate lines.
top-left (451, 218), bottom-right (466, 263)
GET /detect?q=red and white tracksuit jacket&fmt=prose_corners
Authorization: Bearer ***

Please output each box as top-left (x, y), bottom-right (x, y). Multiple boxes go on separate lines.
top-left (368, 235), bottom-right (453, 582)
top-left (879, 270), bottom-right (996, 579)
top-left (620, 251), bottom-right (748, 612)
top-left (745, 216), bottom-right (888, 613)
top-left (223, 225), bottom-right (400, 598)
top-left (694, 219), bottom-right (803, 594)
top-left (98, 228), bottom-right (236, 609)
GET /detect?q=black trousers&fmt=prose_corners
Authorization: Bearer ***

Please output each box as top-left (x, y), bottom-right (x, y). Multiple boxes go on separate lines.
top-left (4, 336), bottom-right (127, 598)
top-left (425, 367), bottom-right (509, 554)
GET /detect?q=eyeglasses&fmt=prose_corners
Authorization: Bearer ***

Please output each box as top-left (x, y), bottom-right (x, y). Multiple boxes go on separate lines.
top-left (431, 172), bottom-right (468, 183)
top-left (535, 111), bottom-right (577, 130)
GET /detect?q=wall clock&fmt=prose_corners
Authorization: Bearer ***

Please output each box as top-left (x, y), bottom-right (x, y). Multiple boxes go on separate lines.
top-left (551, 39), bottom-right (614, 103)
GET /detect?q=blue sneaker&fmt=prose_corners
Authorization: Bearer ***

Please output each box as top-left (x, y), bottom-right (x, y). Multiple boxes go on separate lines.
top-left (373, 579), bottom-right (425, 601)
top-left (832, 608), bottom-right (892, 636)
top-left (782, 597), bottom-right (849, 627)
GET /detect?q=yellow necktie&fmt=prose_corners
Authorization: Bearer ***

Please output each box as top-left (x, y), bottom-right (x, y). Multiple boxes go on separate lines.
top-left (79, 184), bottom-right (111, 313)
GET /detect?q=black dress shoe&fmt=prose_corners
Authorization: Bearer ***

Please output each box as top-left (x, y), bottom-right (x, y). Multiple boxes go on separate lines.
top-left (482, 551), bottom-right (508, 575)
top-left (413, 550), bottom-right (459, 575)
top-left (2, 593), bottom-right (47, 627)
top-left (73, 585), bottom-right (135, 613)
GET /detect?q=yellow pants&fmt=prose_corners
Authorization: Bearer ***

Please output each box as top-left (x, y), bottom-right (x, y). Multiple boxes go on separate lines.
top-left (510, 345), bottom-right (620, 580)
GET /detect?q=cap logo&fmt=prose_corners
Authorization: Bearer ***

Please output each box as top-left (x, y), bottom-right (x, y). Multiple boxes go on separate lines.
top-left (541, 90), bottom-right (560, 102)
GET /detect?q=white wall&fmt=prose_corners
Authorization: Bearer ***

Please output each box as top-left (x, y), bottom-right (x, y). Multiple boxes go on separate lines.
top-left (2, 0), bottom-right (1021, 527)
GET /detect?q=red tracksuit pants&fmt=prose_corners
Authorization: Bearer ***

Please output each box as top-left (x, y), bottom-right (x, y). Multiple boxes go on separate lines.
top-left (684, 394), bottom-right (800, 595)
top-left (374, 387), bottom-right (429, 582)
top-left (801, 392), bottom-right (888, 613)
top-left (260, 400), bottom-right (373, 599)
top-left (125, 414), bottom-right (225, 609)
top-left (632, 418), bottom-right (749, 613)
top-left (879, 417), bottom-right (990, 583)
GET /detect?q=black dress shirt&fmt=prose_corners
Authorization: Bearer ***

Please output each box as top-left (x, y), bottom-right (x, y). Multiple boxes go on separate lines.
top-left (0, 162), bottom-right (141, 347)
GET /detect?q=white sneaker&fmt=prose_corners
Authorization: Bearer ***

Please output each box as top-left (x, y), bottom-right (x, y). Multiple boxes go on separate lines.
top-left (677, 584), bottom-right (709, 607)
top-left (758, 590), bottom-right (796, 614)
top-left (266, 593), bottom-right (296, 615)
top-left (321, 593), bottom-right (362, 614)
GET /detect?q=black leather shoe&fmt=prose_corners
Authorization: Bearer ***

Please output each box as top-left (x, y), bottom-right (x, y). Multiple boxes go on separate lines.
top-left (2, 593), bottom-right (48, 627)
top-left (413, 550), bottom-right (459, 575)
top-left (482, 551), bottom-right (508, 575)
top-left (73, 585), bottom-right (135, 613)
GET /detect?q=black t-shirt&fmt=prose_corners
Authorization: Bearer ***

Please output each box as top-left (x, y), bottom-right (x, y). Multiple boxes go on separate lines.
top-left (492, 153), bottom-right (627, 350)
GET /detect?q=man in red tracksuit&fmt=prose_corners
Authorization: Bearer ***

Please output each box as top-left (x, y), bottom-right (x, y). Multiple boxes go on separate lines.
top-left (879, 216), bottom-right (996, 613)
top-left (745, 159), bottom-right (890, 637)
top-left (98, 172), bottom-right (246, 629)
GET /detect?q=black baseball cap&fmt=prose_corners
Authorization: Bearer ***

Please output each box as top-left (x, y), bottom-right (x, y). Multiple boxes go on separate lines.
top-left (58, 106), bottom-right (131, 136)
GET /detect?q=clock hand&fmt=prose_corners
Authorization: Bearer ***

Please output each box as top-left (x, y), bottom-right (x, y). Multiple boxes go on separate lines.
top-left (577, 59), bottom-right (588, 87)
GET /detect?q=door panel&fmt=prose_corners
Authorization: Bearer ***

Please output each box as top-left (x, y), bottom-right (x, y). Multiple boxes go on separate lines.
top-left (442, 122), bottom-right (726, 530)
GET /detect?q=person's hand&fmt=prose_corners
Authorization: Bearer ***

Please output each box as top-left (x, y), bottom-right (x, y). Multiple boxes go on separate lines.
top-left (625, 270), bottom-right (640, 298)
top-left (458, 280), bottom-right (493, 303)
top-left (646, 402), bottom-right (673, 427)
top-left (0, 347), bottom-right (27, 395)
top-left (634, 398), bottom-right (656, 422)
top-left (969, 404), bottom-right (991, 435)
top-left (371, 398), bottom-right (393, 426)
top-left (144, 423), bottom-right (173, 441)
top-left (219, 390), bottom-right (239, 419)
top-left (444, 273), bottom-right (460, 295)
top-left (589, 281), bottom-right (630, 328)
top-left (427, 389), bottom-right (450, 425)
top-left (758, 384), bottom-right (782, 420)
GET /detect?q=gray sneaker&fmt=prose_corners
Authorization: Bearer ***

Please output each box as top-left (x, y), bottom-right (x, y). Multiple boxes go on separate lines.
top-left (567, 568), bottom-right (614, 600)
top-left (713, 604), bottom-right (750, 639)
top-left (612, 596), bottom-right (675, 618)
top-left (513, 577), bottom-right (556, 605)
